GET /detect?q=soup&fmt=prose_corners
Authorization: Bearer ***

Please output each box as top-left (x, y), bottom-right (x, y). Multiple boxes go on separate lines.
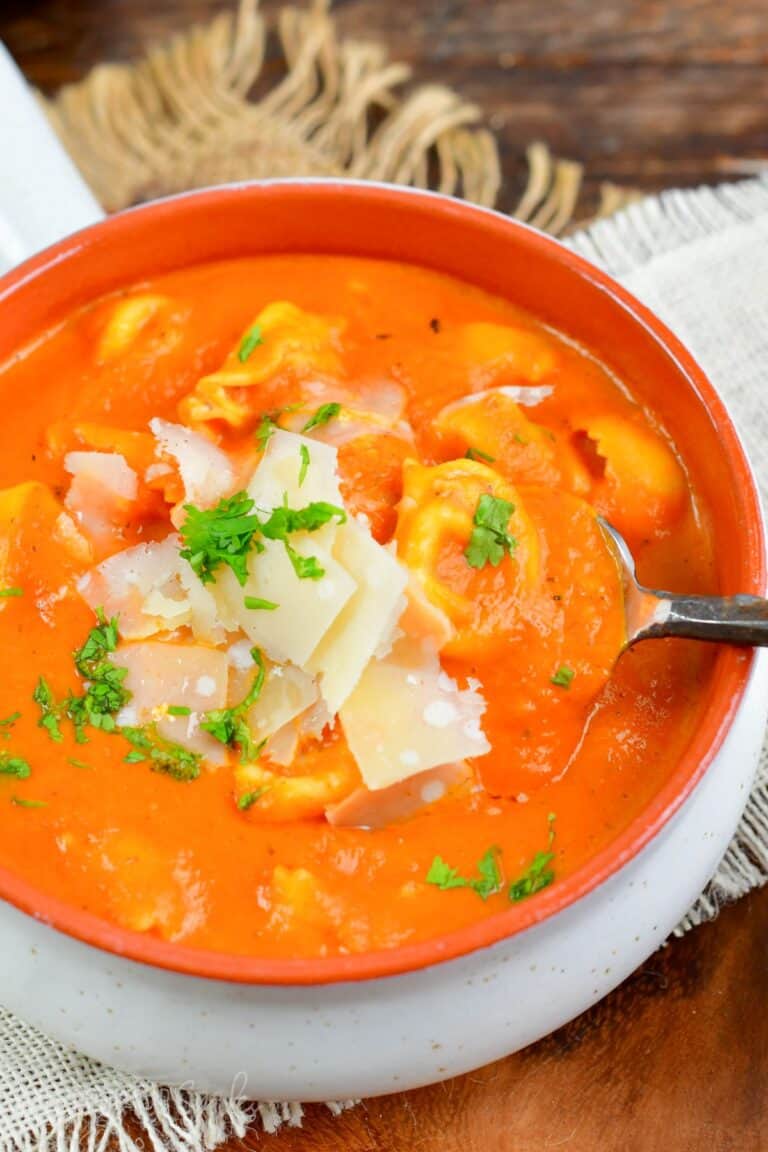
top-left (0, 255), bottom-right (715, 959)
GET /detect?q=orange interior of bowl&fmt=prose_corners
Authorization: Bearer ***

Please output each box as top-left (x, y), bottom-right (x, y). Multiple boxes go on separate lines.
top-left (0, 182), bottom-right (762, 984)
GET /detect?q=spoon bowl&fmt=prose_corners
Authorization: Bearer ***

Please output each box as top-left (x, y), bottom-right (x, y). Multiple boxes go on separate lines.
top-left (598, 516), bottom-right (768, 649)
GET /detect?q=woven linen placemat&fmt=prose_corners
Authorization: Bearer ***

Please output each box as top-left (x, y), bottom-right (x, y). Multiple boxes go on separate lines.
top-left (2, 5), bottom-right (768, 1150)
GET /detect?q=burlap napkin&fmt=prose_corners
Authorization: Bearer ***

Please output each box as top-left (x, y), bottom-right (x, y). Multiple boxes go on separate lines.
top-left (2, 5), bottom-right (768, 1150)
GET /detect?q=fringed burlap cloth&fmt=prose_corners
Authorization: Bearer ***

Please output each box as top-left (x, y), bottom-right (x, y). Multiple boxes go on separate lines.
top-left (1, 4), bottom-right (767, 1149)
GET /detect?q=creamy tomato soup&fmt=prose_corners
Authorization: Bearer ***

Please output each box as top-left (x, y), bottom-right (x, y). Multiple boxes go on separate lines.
top-left (0, 255), bottom-right (715, 958)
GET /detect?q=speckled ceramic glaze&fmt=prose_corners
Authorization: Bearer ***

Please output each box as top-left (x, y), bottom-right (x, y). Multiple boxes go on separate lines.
top-left (0, 181), bottom-right (764, 1098)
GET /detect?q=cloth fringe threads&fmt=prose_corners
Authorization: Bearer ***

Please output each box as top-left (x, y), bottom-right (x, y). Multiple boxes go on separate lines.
top-left (41, 0), bottom-right (638, 232)
top-left (6, 4), bottom-right (768, 1151)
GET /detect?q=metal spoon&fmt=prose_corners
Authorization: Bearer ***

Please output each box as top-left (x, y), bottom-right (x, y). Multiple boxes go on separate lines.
top-left (598, 517), bottom-right (768, 648)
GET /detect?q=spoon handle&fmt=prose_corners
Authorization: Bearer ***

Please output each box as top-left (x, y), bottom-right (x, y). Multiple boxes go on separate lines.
top-left (639, 592), bottom-right (768, 646)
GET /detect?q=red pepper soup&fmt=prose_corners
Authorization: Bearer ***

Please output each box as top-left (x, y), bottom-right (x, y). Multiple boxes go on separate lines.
top-left (0, 255), bottom-right (715, 959)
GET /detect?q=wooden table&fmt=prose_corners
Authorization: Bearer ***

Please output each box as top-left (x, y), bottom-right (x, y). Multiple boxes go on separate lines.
top-left (3, 2), bottom-right (767, 1148)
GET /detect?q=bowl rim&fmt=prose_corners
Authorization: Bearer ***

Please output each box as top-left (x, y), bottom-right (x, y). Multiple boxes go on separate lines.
top-left (0, 178), bottom-right (763, 986)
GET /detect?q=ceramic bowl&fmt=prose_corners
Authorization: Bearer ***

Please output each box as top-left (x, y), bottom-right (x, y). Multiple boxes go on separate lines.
top-left (0, 182), bottom-right (764, 1099)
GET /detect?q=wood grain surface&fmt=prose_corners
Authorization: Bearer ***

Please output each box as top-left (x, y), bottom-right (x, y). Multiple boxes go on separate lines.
top-left (2, 2), bottom-right (767, 1149)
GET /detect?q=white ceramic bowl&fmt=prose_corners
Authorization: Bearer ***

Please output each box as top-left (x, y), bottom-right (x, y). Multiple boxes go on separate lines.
top-left (0, 180), bottom-right (764, 1099)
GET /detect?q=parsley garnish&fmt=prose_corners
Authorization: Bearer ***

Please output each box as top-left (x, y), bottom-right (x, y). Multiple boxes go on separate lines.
top-left (67, 757), bottom-right (92, 769)
top-left (168, 705), bottom-right (191, 716)
top-left (465, 447), bottom-right (495, 463)
top-left (237, 324), bottom-right (263, 363)
top-left (0, 587), bottom-right (23, 598)
top-left (73, 610), bottom-right (120, 677)
top-left (260, 500), bottom-right (346, 582)
top-left (179, 491), bottom-right (262, 586)
top-left (551, 666), bottom-right (575, 689)
top-left (244, 596), bottom-right (279, 611)
top-left (0, 711), bottom-right (20, 739)
top-left (464, 494), bottom-right (517, 569)
top-left (255, 403), bottom-right (302, 451)
top-left (0, 753), bottom-right (31, 779)
top-left (33, 612), bottom-right (130, 744)
top-left (33, 677), bottom-right (63, 743)
top-left (11, 796), bottom-right (46, 808)
top-left (426, 846), bottom-right (502, 901)
top-left (201, 648), bottom-right (267, 764)
top-left (302, 402), bottom-right (341, 433)
top-left (122, 725), bottom-right (202, 782)
top-left (298, 443), bottom-right (310, 487)
top-left (508, 814), bottom-right (557, 902)
top-left (237, 786), bottom-right (268, 811)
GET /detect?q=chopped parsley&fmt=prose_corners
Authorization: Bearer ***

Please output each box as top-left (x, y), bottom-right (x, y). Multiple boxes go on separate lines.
top-left (33, 677), bottom-right (64, 743)
top-left (244, 596), bottom-right (279, 611)
top-left (464, 494), bottom-right (517, 569)
top-left (73, 610), bottom-right (120, 677)
top-left (260, 500), bottom-right (346, 582)
top-left (0, 587), bottom-right (23, 598)
top-left (0, 753), bottom-right (31, 779)
top-left (201, 648), bottom-right (267, 764)
top-left (168, 705), bottom-right (192, 717)
top-left (237, 323), bottom-right (263, 363)
top-left (255, 403), bottom-right (302, 451)
top-left (122, 725), bottom-right (202, 782)
top-left (508, 814), bottom-right (557, 903)
top-left (67, 757), bottom-right (92, 770)
top-left (551, 665), bottom-right (575, 689)
top-left (11, 796), bottom-right (46, 809)
top-left (426, 846), bottom-right (502, 901)
top-left (302, 402), bottom-right (341, 433)
top-left (179, 491), bottom-right (262, 586)
top-left (33, 612), bottom-right (130, 744)
top-left (298, 443), bottom-right (310, 487)
top-left (0, 711), bottom-right (21, 739)
top-left (236, 787), bottom-right (268, 811)
top-left (465, 446), bottom-right (495, 464)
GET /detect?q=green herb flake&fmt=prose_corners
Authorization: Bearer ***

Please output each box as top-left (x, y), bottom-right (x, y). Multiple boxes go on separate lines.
top-left (121, 725), bottom-right (202, 782)
top-left (298, 443), bottom-right (310, 487)
top-left (508, 814), bottom-right (557, 903)
top-left (464, 494), bottom-right (518, 570)
top-left (426, 846), bottom-right (502, 902)
top-left (236, 786), bottom-right (268, 811)
top-left (201, 648), bottom-right (267, 764)
top-left (0, 711), bottom-right (21, 740)
top-left (179, 491), bottom-right (262, 586)
top-left (244, 596), bottom-right (279, 611)
top-left (168, 705), bottom-right (192, 717)
top-left (67, 757), bottom-right (92, 770)
top-left (302, 402), bottom-right (341, 434)
top-left (0, 587), bottom-right (23, 598)
top-left (260, 499), bottom-right (346, 582)
top-left (0, 754), bottom-right (31, 779)
top-left (73, 609), bottom-right (120, 677)
top-left (33, 677), bottom-right (64, 743)
top-left (11, 796), bottom-right (46, 809)
top-left (550, 665), bottom-right (575, 689)
top-left (237, 324), bottom-right (263, 363)
top-left (465, 447), bottom-right (496, 463)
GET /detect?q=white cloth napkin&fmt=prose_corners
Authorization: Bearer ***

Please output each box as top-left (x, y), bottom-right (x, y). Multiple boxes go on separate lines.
top-left (2, 175), bottom-right (768, 1151)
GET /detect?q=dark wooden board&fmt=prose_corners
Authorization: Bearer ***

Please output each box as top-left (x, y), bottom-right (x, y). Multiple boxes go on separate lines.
top-left (2, 3), bottom-right (767, 1148)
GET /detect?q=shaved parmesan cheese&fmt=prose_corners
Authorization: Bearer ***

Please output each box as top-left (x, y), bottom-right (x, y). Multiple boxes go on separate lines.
top-left (228, 658), bottom-right (317, 743)
top-left (263, 722), bottom-right (300, 767)
top-left (326, 761), bottom-right (471, 828)
top-left (78, 534), bottom-right (221, 643)
top-left (111, 641), bottom-right (230, 762)
top-left (438, 385), bottom-right (554, 419)
top-left (64, 452), bottom-right (138, 500)
top-left (339, 638), bottom-right (490, 790)
top-left (212, 538), bottom-right (356, 667)
top-left (78, 537), bottom-right (187, 639)
top-left (307, 519), bottom-right (407, 712)
top-left (248, 428), bottom-right (342, 513)
top-left (149, 419), bottom-right (233, 508)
